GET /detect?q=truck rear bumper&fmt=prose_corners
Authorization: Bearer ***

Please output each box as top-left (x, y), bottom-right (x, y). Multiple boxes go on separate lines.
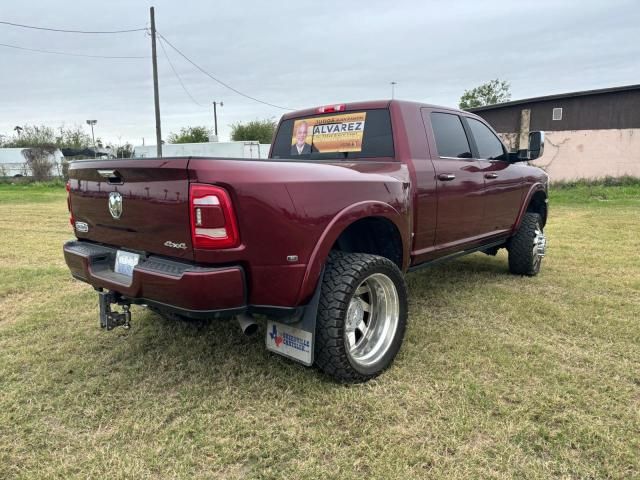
top-left (63, 240), bottom-right (246, 318)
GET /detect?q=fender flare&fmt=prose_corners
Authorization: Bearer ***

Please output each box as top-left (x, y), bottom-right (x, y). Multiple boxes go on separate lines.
top-left (513, 182), bottom-right (548, 232)
top-left (295, 200), bottom-right (410, 305)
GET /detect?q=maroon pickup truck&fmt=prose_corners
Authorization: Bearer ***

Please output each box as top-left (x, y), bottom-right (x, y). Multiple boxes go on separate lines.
top-left (64, 100), bottom-right (548, 382)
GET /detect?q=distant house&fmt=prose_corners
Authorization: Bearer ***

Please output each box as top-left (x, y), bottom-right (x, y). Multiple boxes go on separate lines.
top-left (469, 84), bottom-right (640, 180)
top-left (0, 148), bottom-right (65, 177)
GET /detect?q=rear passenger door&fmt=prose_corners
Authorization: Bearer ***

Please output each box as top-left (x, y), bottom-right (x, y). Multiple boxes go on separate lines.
top-left (423, 110), bottom-right (486, 249)
top-left (464, 116), bottom-right (524, 234)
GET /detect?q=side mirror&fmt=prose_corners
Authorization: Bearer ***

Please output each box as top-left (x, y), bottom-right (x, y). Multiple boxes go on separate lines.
top-left (528, 131), bottom-right (545, 160)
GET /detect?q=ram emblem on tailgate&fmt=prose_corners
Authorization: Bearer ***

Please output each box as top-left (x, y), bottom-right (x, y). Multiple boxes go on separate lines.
top-left (108, 192), bottom-right (123, 219)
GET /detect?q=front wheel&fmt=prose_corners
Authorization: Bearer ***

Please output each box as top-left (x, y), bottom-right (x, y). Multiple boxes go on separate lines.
top-left (315, 252), bottom-right (408, 383)
top-left (508, 212), bottom-right (546, 276)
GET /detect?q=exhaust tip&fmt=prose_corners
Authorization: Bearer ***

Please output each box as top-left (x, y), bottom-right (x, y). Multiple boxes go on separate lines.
top-left (243, 323), bottom-right (259, 336)
top-left (237, 314), bottom-right (258, 336)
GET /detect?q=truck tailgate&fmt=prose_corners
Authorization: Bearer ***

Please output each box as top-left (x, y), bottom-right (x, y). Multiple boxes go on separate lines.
top-left (68, 158), bottom-right (194, 260)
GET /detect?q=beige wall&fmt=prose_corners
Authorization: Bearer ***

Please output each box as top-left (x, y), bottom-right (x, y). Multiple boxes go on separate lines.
top-left (498, 129), bottom-right (640, 181)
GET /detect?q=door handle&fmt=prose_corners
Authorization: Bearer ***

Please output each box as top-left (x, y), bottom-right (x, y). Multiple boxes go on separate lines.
top-left (438, 173), bottom-right (456, 181)
top-left (484, 173), bottom-right (498, 179)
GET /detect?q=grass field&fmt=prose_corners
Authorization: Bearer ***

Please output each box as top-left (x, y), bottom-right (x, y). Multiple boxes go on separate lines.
top-left (1, 182), bottom-right (639, 479)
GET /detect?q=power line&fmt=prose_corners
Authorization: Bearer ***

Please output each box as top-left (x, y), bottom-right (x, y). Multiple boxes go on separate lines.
top-left (157, 32), bottom-right (294, 111)
top-left (157, 36), bottom-right (208, 108)
top-left (0, 20), bottom-right (146, 34)
top-left (0, 41), bottom-right (148, 59)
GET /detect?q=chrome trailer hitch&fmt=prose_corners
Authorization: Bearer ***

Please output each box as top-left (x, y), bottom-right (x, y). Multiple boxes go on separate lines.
top-left (98, 290), bottom-right (132, 330)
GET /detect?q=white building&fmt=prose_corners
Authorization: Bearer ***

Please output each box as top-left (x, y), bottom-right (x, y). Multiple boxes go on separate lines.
top-left (0, 148), bottom-right (65, 177)
top-left (132, 141), bottom-right (270, 159)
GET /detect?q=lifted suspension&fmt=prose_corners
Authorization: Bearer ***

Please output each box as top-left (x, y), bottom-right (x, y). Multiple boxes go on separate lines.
top-left (98, 291), bottom-right (132, 330)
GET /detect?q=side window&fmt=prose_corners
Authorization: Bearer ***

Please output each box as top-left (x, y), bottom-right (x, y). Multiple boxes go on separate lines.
top-left (467, 118), bottom-right (506, 160)
top-left (430, 112), bottom-right (472, 159)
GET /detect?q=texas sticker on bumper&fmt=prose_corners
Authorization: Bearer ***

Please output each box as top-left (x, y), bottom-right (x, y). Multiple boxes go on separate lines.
top-left (266, 320), bottom-right (313, 366)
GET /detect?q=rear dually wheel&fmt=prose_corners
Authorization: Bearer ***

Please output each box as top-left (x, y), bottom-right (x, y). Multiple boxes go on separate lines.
top-left (315, 251), bottom-right (408, 383)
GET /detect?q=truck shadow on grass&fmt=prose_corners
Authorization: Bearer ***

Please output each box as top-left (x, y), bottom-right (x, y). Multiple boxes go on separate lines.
top-left (97, 253), bottom-right (513, 386)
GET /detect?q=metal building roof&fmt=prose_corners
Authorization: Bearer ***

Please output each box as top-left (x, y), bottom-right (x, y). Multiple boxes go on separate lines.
top-left (468, 84), bottom-right (640, 112)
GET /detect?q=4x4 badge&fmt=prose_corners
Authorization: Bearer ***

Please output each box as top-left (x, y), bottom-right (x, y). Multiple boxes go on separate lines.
top-left (164, 241), bottom-right (187, 250)
top-left (108, 192), bottom-right (123, 219)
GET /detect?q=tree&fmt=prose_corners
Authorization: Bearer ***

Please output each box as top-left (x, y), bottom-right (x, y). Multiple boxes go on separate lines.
top-left (115, 143), bottom-right (134, 158)
top-left (56, 125), bottom-right (93, 148)
top-left (0, 124), bottom-right (92, 149)
top-left (22, 146), bottom-right (58, 181)
top-left (167, 126), bottom-right (210, 144)
top-left (459, 79), bottom-right (511, 110)
top-left (231, 119), bottom-right (276, 144)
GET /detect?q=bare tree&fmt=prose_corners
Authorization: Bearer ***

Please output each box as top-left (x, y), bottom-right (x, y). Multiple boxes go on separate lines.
top-left (21, 146), bottom-right (57, 181)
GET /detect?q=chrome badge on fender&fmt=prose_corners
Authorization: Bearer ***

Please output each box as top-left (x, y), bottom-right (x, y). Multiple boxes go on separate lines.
top-left (75, 221), bottom-right (89, 233)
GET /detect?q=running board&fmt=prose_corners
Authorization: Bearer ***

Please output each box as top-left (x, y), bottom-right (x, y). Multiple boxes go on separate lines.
top-left (408, 240), bottom-right (506, 273)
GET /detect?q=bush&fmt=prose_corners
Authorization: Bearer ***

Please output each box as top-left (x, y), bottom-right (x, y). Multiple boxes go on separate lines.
top-left (230, 119), bottom-right (276, 144)
top-left (167, 127), bottom-right (210, 144)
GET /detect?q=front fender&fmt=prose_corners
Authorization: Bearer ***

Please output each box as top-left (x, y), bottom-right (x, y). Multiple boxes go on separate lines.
top-left (513, 182), bottom-right (547, 232)
top-left (295, 200), bottom-right (410, 305)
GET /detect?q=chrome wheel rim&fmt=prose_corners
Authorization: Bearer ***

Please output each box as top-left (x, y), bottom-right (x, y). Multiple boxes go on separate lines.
top-left (532, 224), bottom-right (546, 270)
top-left (344, 273), bottom-right (400, 368)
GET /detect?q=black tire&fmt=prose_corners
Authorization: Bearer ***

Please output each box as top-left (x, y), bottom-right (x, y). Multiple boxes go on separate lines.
top-left (315, 251), bottom-right (408, 383)
top-left (508, 212), bottom-right (545, 276)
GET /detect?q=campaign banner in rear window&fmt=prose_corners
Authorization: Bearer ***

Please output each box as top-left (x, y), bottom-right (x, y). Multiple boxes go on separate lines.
top-left (290, 112), bottom-right (366, 155)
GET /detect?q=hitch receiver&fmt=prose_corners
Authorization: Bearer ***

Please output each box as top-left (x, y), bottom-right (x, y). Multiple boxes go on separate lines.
top-left (98, 291), bottom-right (132, 330)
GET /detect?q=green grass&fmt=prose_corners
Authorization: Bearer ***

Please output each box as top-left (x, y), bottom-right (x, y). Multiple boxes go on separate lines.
top-left (0, 180), bottom-right (67, 204)
top-left (550, 176), bottom-right (640, 207)
top-left (1, 183), bottom-right (639, 479)
top-left (551, 175), bottom-right (640, 189)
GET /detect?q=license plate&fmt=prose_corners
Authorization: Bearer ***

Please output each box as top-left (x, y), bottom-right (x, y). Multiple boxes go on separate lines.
top-left (114, 250), bottom-right (140, 277)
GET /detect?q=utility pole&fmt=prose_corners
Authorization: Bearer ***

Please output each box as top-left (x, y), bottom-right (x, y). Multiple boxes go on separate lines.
top-left (86, 120), bottom-right (97, 146)
top-left (150, 6), bottom-right (162, 157)
top-left (390, 81), bottom-right (397, 99)
top-left (213, 101), bottom-right (223, 138)
top-left (86, 120), bottom-right (97, 158)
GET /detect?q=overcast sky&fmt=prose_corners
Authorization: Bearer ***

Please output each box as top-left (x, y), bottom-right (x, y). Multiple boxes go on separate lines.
top-left (0, 0), bottom-right (638, 146)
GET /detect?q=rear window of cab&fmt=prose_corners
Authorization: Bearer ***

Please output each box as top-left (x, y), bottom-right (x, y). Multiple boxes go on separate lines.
top-left (271, 109), bottom-right (394, 160)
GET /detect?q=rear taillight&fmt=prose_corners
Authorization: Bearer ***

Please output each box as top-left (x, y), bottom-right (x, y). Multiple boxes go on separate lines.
top-left (66, 181), bottom-right (75, 227)
top-left (189, 184), bottom-right (239, 249)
